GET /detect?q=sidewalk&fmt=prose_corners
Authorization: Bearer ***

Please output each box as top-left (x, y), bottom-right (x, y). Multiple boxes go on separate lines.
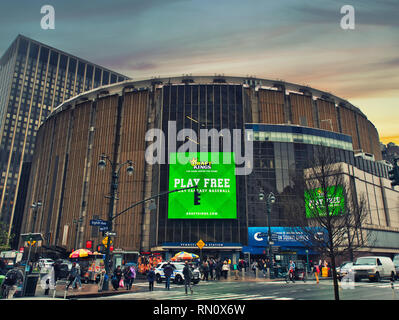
top-left (19, 272), bottom-right (332, 300)
top-left (31, 279), bottom-right (142, 299)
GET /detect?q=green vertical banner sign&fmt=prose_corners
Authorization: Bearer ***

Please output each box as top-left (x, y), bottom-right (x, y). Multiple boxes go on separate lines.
top-left (304, 185), bottom-right (345, 218)
top-left (168, 152), bottom-right (237, 219)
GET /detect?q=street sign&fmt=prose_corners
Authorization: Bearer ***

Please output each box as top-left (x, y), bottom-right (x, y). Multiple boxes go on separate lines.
top-left (197, 239), bottom-right (205, 250)
top-left (99, 225), bottom-right (109, 231)
top-left (105, 231), bottom-right (116, 237)
top-left (90, 219), bottom-right (108, 227)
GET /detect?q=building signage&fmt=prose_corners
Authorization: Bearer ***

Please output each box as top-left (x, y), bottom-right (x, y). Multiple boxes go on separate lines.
top-left (168, 152), bottom-right (237, 219)
top-left (163, 242), bottom-right (242, 249)
top-left (304, 185), bottom-right (345, 218)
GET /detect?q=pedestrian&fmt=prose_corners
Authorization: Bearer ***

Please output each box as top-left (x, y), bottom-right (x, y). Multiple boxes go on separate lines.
top-left (2, 263), bottom-right (24, 299)
top-left (215, 259), bottom-right (222, 281)
top-left (112, 266), bottom-right (122, 290)
top-left (123, 266), bottom-right (132, 290)
top-left (163, 262), bottom-right (173, 290)
top-left (72, 262), bottom-right (82, 290)
top-left (66, 262), bottom-right (78, 290)
top-left (202, 261), bottom-right (209, 281)
top-left (233, 262), bottom-right (239, 280)
top-left (208, 259), bottom-right (215, 280)
top-left (222, 261), bottom-right (229, 279)
top-left (53, 260), bottom-right (61, 283)
top-left (183, 261), bottom-right (193, 295)
top-left (251, 261), bottom-right (257, 277)
top-left (128, 265), bottom-right (136, 290)
top-left (288, 260), bottom-right (296, 283)
top-left (147, 267), bottom-right (155, 291)
top-left (314, 263), bottom-right (320, 284)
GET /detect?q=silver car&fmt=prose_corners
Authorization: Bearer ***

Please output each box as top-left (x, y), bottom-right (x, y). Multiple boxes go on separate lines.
top-left (337, 261), bottom-right (353, 280)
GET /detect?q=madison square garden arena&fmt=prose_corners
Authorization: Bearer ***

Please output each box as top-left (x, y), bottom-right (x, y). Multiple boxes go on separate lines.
top-left (19, 76), bottom-right (399, 264)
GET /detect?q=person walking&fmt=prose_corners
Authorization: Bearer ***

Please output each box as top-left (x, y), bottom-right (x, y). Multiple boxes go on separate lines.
top-left (66, 262), bottom-right (78, 290)
top-left (3, 263), bottom-right (24, 299)
top-left (313, 263), bottom-right (320, 284)
top-left (147, 267), bottom-right (155, 291)
top-left (211, 258), bottom-right (217, 280)
top-left (222, 261), bottom-right (230, 279)
top-left (53, 260), bottom-right (61, 283)
top-left (183, 261), bottom-right (193, 295)
top-left (215, 259), bottom-right (222, 281)
top-left (202, 261), bottom-right (209, 281)
top-left (128, 265), bottom-right (136, 290)
top-left (72, 262), bottom-right (82, 290)
top-left (112, 266), bottom-right (122, 290)
top-left (233, 262), bottom-right (239, 280)
top-left (163, 262), bottom-right (173, 290)
top-left (288, 260), bottom-right (296, 283)
top-left (123, 266), bottom-right (132, 290)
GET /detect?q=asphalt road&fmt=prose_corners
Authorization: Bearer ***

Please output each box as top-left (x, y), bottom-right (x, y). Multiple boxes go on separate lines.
top-left (84, 278), bottom-right (399, 301)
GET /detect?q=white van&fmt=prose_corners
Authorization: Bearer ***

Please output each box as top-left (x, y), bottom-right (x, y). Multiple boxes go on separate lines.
top-left (351, 256), bottom-right (395, 282)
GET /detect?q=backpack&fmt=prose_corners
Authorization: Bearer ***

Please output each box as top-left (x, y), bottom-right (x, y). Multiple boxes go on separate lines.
top-left (4, 270), bottom-right (18, 286)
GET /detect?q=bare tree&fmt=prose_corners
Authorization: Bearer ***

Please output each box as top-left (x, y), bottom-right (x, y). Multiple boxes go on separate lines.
top-left (281, 146), bottom-right (371, 300)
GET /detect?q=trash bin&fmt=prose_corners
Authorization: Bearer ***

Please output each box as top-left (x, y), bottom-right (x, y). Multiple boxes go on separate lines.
top-left (24, 274), bottom-right (39, 297)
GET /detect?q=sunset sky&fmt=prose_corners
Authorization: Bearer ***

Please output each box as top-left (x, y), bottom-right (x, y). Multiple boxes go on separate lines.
top-left (1, 0), bottom-right (398, 144)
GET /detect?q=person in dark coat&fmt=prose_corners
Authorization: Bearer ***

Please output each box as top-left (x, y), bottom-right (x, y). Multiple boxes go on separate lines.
top-left (65, 262), bottom-right (78, 290)
top-left (112, 266), bottom-right (122, 290)
top-left (53, 260), bottom-right (61, 282)
top-left (183, 261), bottom-right (193, 295)
top-left (215, 259), bottom-right (222, 281)
top-left (147, 267), bottom-right (156, 291)
top-left (163, 262), bottom-right (174, 290)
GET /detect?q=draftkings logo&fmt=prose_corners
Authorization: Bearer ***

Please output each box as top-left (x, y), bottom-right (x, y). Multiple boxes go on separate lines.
top-left (190, 158), bottom-right (212, 170)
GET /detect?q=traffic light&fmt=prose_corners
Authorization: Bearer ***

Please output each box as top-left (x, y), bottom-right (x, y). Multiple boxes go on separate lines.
top-left (388, 163), bottom-right (399, 187)
top-left (194, 186), bottom-right (201, 205)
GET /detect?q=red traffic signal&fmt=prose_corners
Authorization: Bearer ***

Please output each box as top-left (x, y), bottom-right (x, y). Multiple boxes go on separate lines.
top-left (86, 240), bottom-right (93, 249)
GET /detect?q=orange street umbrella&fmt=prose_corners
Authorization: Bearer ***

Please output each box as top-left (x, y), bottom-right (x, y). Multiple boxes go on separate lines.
top-left (69, 249), bottom-right (92, 258)
top-left (172, 251), bottom-right (199, 260)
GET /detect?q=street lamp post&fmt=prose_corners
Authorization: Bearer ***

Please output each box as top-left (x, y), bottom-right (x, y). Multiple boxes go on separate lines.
top-left (98, 154), bottom-right (134, 291)
top-left (259, 189), bottom-right (275, 279)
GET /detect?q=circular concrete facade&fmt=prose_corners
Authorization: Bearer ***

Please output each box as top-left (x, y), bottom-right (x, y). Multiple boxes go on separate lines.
top-left (21, 75), bottom-right (382, 253)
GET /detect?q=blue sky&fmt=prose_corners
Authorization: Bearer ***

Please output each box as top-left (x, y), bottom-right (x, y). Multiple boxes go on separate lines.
top-left (1, 0), bottom-right (398, 143)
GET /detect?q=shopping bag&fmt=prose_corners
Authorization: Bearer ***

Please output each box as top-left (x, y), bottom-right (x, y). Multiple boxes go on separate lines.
top-left (119, 279), bottom-right (124, 288)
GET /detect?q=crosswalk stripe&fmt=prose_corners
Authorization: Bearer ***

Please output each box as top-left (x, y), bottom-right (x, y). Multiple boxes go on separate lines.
top-left (241, 296), bottom-right (277, 300)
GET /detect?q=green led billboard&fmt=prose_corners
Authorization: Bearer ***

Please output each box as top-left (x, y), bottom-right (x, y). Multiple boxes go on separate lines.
top-left (168, 152), bottom-right (237, 219)
top-left (304, 185), bottom-right (345, 218)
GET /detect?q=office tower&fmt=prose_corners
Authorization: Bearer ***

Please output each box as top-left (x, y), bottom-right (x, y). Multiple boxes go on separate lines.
top-left (0, 35), bottom-right (129, 240)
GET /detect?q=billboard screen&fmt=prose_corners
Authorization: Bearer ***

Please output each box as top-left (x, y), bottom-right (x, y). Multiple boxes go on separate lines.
top-left (168, 152), bottom-right (237, 219)
top-left (304, 185), bottom-right (345, 218)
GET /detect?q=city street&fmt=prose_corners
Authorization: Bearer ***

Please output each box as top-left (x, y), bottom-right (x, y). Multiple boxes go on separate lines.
top-left (83, 277), bottom-right (399, 301)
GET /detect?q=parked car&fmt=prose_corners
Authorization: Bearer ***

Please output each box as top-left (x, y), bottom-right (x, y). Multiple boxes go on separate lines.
top-left (57, 259), bottom-right (72, 271)
top-left (155, 262), bottom-right (200, 284)
top-left (393, 254), bottom-right (399, 280)
top-left (38, 258), bottom-right (54, 270)
top-left (337, 261), bottom-right (353, 280)
top-left (351, 256), bottom-right (395, 282)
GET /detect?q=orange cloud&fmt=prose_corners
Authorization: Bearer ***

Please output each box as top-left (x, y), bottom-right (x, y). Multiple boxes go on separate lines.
top-left (380, 135), bottom-right (399, 145)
